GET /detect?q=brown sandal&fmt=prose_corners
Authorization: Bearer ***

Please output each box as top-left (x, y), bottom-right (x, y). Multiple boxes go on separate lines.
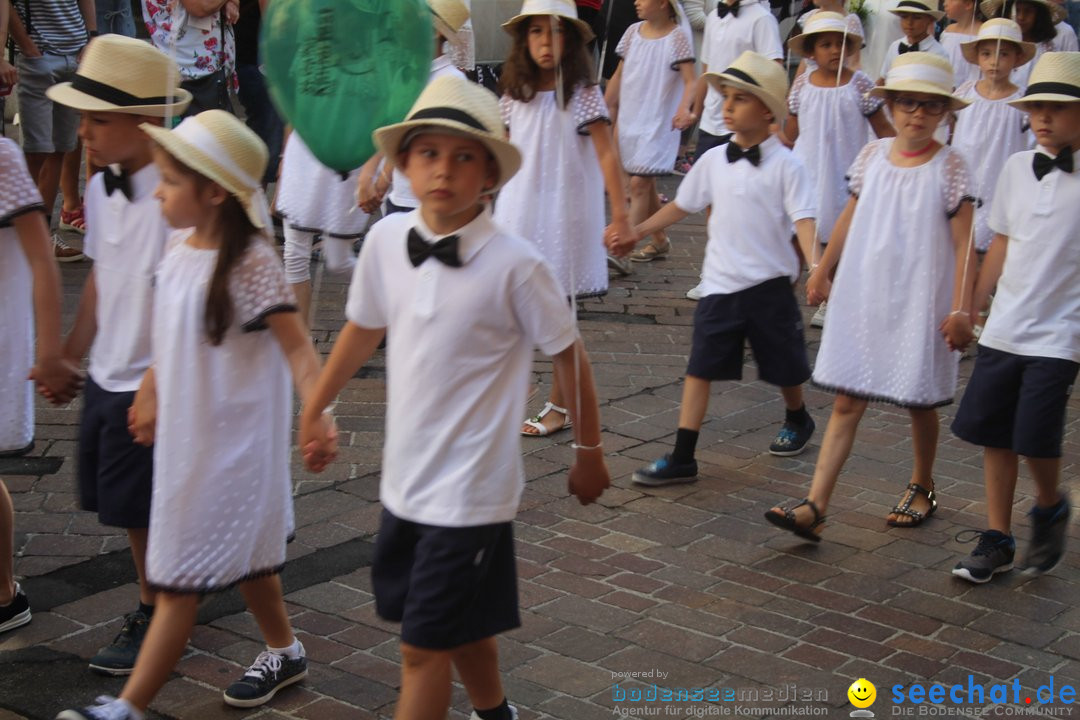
top-left (630, 239), bottom-right (670, 262)
top-left (764, 498), bottom-right (825, 542)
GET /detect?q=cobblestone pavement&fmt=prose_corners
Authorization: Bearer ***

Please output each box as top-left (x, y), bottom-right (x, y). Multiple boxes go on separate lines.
top-left (1, 177), bottom-right (1078, 720)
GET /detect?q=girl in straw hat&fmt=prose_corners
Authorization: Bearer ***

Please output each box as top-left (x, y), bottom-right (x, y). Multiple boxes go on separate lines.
top-left (791, 0), bottom-right (866, 75)
top-left (766, 53), bottom-right (976, 541)
top-left (496, 0), bottom-right (635, 437)
top-left (58, 110), bottom-right (329, 720)
top-left (941, 0), bottom-right (986, 89)
top-left (984, 0), bottom-right (1078, 84)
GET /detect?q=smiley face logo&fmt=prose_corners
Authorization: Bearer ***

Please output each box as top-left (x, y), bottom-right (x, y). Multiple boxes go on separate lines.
top-left (848, 679), bottom-right (876, 708)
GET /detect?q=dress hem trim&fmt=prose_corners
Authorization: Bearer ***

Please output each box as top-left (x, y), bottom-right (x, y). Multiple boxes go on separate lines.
top-left (811, 379), bottom-right (954, 410)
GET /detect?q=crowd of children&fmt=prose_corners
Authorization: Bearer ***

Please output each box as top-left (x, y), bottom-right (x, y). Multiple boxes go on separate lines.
top-left (0, 0), bottom-right (1077, 717)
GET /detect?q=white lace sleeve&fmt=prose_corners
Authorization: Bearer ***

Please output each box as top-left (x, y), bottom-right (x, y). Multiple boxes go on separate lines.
top-left (450, 20), bottom-right (475, 71)
top-left (0, 139), bottom-right (44, 226)
top-left (499, 93), bottom-right (514, 129)
top-left (855, 72), bottom-right (883, 115)
top-left (571, 84), bottom-right (611, 135)
top-left (231, 240), bottom-right (298, 332)
top-left (616, 24), bottom-right (636, 58)
top-left (670, 25), bottom-right (695, 69)
top-left (942, 146), bottom-right (975, 218)
top-left (847, 14), bottom-right (865, 46)
top-left (846, 139), bottom-right (881, 197)
top-left (788, 72), bottom-right (809, 115)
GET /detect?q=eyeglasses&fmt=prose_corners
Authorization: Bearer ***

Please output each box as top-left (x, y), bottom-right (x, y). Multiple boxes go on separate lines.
top-left (893, 96), bottom-right (950, 116)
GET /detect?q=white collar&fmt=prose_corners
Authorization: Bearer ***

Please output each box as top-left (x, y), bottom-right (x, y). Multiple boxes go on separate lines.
top-left (410, 205), bottom-right (497, 265)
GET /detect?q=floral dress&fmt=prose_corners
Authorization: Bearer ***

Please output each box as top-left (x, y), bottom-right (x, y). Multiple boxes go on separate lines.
top-left (141, 0), bottom-right (235, 82)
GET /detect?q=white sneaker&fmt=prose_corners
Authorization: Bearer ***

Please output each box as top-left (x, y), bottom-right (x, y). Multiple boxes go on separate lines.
top-left (685, 283), bottom-right (704, 301)
top-left (810, 302), bottom-right (827, 328)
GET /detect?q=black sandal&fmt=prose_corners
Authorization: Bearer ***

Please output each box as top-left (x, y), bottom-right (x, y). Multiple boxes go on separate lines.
top-left (764, 499), bottom-right (825, 542)
top-left (887, 482), bottom-right (938, 527)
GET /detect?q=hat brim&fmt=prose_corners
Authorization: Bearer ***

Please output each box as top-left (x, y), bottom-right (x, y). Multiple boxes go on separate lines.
top-left (374, 119), bottom-right (523, 193)
top-left (501, 13), bottom-right (595, 42)
top-left (980, 0), bottom-right (1068, 21)
top-left (47, 83), bottom-right (192, 117)
top-left (1009, 91), bottom-right (1080, 107)
top-left (140, 122), bottom-right (267, 229)
top-left (959, 37), bottom-right (1037, 65)
top-left (889, 7), bottom-right (947, 20)
top-left (706, 72), bottom-right (787, 122)
top-left (786, 29), bottom-right (864, 56)
top-left (433, 15), bottom-right (462, 46)
top-left (870, 83), bottom-right (972, 110)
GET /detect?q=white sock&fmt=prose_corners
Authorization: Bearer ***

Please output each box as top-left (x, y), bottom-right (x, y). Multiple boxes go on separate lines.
top-left (268, 638), bottom-right (304, 659)
top-left (116, 698), bottom-right (144, 720)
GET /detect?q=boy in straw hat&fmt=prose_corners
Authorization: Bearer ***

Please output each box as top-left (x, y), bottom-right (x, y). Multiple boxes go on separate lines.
top-left (42, 34), bottom-right (191, 677)
top-left (951, 52), bottom-right (1080, 583)
top-left (877, 0), bottom-right (950, 82)
top-left (607, 51), bottom-right (820, 486)
top-left (301, 74), bottom-right (610, 720)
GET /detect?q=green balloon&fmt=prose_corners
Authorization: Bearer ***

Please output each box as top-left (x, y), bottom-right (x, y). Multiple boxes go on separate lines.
top-left (261, 0), bottom-right (433, 172)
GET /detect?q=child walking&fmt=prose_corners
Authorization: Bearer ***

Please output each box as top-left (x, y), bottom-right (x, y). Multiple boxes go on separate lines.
top-left (765, 53), bottom-right (975, 541)
top-left (299, 74), bottom-right (611, 720)
top-left (951, 52), bottom-right (1080, 583)
top-left (58, 111), bottom-right (327, 720)
top-left (604, 0), bottom-right (696, 263)
top-left (878, 0), bottom-right (950, 83)
top-left (792, 0), bottom-right (865, 75)
top-left (607, 51), bottom-right (819, 486)
top-left (983, 0), bottom-right (1076, 85)
top-left (941, 0), bottom-right (985, 89)
top-left (494, 0), bottom-right (634, 437)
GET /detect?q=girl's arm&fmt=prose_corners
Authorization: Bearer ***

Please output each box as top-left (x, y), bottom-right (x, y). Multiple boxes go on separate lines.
top-left (267, 311), bottom-right (324, 405)
top-left (604, 61), bottom-right (623, 124)
top-left (588, 120), bottom-right (637, 252)
top-left (806, 195), bottom-right (857, 305)
top-left (792, 217), bottom-right (817, 272)
top-left (971, 233), bottom-right (1007, 317)
top-left (940, 201), bottom-right (977, 351)
top-left (550, 339), bottom-right (610, 505)
top-left (783, 113), bottom-right (800, 145)
top-left (128, 366), bottom-right (156, 446)
top-left (357, 152), bottom-right (390, 215)
top-left (868, 109), bottom-right (896, 138)
top-left (63, 268), bottom-right (99, 366)
top-left (673, 62), bottom-right (698, 129)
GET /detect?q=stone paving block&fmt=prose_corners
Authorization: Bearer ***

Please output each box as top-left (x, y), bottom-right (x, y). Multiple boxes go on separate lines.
top-left (0, 611), bottom-right (82, 651)
top-left (535, 595), bottom-right (639, 634)
top-left (511, 654), bottom-right (612, 698)
top-left (800, 628), bottom-right (893, 662)
top-left (616, 619), bottom-right (728, 663)
top-left (332, 650), bottom-right (402, 688)
top-left (969, 611), bottom-right (1067, 649)
top-left (780, 642), bottom-right (850, 672)
top-left (292, 697), bottom-right (379, 720)
top-left (284, 581), bottom-right (369, 616)
top-left (306, 662), bottom-right (398, 710)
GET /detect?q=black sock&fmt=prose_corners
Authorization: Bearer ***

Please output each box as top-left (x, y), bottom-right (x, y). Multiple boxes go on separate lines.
top-left (785, 404), bottom-right (811, 427)
top-left (138, 601), bottom-right (155, 618)
top-left (475, 699), bottom-right (512, 720)
top-left (672, 428), bottom-right (699, 464)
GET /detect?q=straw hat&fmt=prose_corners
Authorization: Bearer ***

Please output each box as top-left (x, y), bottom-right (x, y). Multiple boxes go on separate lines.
top-left (47, 34), bottom-right (191, 117)
top-left (980, 0), bottom-right (1067, 23)
top-left (1009, 51), bottom-right (1080, 105)
top-left (705, 50), bottom-right (790, 122)
top-left (889, 0), bottom-right (946, 21)
top-left (502, 0), bottom-right (596, 42)
top-left (142, 111), bottom-right (270, 228)
top-left (870, 52), bottom-right (971, 109)
top-left (959, 18), bottom-right (1037, 65)
top-left (373, 74), bottom-right (522, 193)
top-left (786, 11), bottom-right (864, 57)
top-left (429, 0), bottom-right (470, 45)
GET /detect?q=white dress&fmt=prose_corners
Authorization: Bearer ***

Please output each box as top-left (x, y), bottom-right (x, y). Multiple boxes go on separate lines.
top-left (789, 69), bottom-right (882, 245)
top-left (813, 139), bottom-right (972, 408)
top-left (940, 30), bottom-right (980, 88)
top-left (277, 133), bottom-right (369, 238)
top-left (614, 22), bottom-right (694, 175)
top-left (147, 234), bottom-right (296, 592)
top-left (951, 81), bottom-right (1027, 251)
top-left (0, 140), bottom-right (43, 453)
top-left (495, 85), bottom-right (610, 299)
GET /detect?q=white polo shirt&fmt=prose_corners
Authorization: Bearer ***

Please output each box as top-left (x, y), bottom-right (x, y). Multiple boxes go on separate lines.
top-left (674, 135), bottom-right (815, 296)
top-left (878, 36), bottom-right (949, 81)
top-left (699, 0), bottom-right (783, 136)
top-left (345, 208), bottom-right (577, 526)
top-left (980, 149), bottom-right (1080, 364)
top-left (84, 163), bottom-right (174, 392)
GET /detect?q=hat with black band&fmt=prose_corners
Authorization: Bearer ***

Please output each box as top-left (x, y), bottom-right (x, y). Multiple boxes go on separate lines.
top-left (1009, 52), bottom-right (1080, 106)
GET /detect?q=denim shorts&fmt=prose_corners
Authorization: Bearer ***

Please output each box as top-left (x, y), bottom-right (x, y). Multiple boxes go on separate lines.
top-left (16, 53), bottom-right (80, 154)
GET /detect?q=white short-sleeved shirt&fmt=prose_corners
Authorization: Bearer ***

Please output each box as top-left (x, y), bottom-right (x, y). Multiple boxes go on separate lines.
top-left (84, 163), bottom-right (175, 392)
top-left (879, 35), bottom-right (949, 80)
top-left (345, 208), bottom-right (578, 527)
top-left (700, 1), bottom-right (783, 135)
top-left (1054, 22), bottom-right (1079, 52)
top-left (981, 149), bottom-right (1080, 363)
top-left (674, 135), bottom-right (815, 295)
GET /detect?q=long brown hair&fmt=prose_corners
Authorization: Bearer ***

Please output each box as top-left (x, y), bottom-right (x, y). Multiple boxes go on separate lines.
top-left (499, 16), bottom-right (597, 106)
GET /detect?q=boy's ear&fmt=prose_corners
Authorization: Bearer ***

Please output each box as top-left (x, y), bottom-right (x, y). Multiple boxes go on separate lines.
top-left (484, 156), bottom-right (499, 191)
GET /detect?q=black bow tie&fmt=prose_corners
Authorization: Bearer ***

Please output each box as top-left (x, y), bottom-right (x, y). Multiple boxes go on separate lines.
top-left (407, 228), bottom-right (462, 268)
top-left (716, 1), bottom-right (741, 18)
top-left (103, 167), bottom-right (132, 200)
top-left (898, 41), bottom-right (918, 54)
top-left (1033, 147), bottom-right (1074, 181)
top-left (726, 141), bottom-right (761, 166)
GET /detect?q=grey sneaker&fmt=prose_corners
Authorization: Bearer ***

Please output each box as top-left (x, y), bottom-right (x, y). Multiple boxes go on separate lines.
top-left (632, 453), bottom-right (698, 487)
top-left (0, 582), bottom-right (31, 633)
top-left (223, 647), bottom-right (308, 708)
top-left (56, 696), bottom-right (137, 720)
top-left (952, 530), bottom-right (1015, 584)
top-left (607, 254), bottom-right (632, 276)
top-left (1022, 496), bottom-right (1070, 576)
top-left (89, 611), bottom-right (150, 676)
top-left (810, 302), bottom-right (827, 328)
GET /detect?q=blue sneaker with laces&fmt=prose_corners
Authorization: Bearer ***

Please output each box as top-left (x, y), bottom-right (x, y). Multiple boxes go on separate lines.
top-left (769, 416), bottom-right (815, 456)
top-left (631, 454), bottom-right (698, 487)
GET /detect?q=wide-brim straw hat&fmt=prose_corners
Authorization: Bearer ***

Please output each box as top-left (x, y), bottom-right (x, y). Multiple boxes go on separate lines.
top-left (871, 52), bottom-right (971, 109)
top-left (1009, 51), bottom-right (1080, 106)
top-left (889, 0), bottom-right (946, 21)
top-left (960, 18), bottom-right (1037, 65)
top-left (46, 34), bottom-right (191, 117)
top-left (705, 50), bottom-right (790, 122)
top-left (142, 110), bottom-right (270, 228)
top-left (373, 74), bottom-right (522, 193)
top-left (429, 0), bottom-right (470, 45)
top-left (981, 0), bottom-right (1067, 22)
top-left (786, 11), bottom-right (864, 56)
top-left (502, 0), bottom-right (596, 42)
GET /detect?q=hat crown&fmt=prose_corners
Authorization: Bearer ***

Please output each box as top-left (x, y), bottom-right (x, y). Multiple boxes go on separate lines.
top-left (75, 34), bottom-right (183, 98)
top-left (893, 0), bottom-right (939, 13)
top-left (886, 51), bottom-right (955, 89)
top-left (514, 0), bottom-right (582, 19)
top-left (976, 17), bottom-right (1024, 43)
top-left (404, 74), bottom-right (507, 142)
top-left (724, 49), bottom-right (790, 98)
top-left (802, 10), bottom-right (852, 34)
top-left (1026, 51), bottom-right (1080, 90)
top-left (182, 110), bottom-right (269, 191)
top-left (428, 0), bottom-right (470, 34)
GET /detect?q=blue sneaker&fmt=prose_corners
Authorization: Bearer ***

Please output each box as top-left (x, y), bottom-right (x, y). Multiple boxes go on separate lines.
top-left (952, 530), bottom-right (1015, 583)
top-left (769, 416), bottom-right (815, 457)
top-left (631, 454), bottom-right (698, 487)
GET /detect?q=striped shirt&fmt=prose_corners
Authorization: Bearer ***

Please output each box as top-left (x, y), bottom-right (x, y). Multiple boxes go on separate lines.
top-left (14, 0), bottom-right (87, 56)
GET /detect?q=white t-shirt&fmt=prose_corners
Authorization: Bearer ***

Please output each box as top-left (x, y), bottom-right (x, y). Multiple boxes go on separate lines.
top-left (879, 35), bottom-right (949, 80)
top-left (345, 208), bottom-right (578, 526)
top-left (674, 135), bottom-right (815, 296)
top-left (699, 0), bottom-right (783, 135)
top-left (980, 149), bottom-right (1080, 363)
top-left (84, 163), bottom-right (175, 392)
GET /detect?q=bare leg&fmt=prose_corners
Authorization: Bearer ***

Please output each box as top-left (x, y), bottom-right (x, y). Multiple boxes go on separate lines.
top-left (646, 181), bottom-right (667, 248)
top-left (28, 152), bottom-right (64, 221)
top-left (60, 144), bottom-right (83, 214)
top-left (126, 528), bottom-right (156, 607)
top-left (0, 481), bottom-right (15, 604)
top-left (1027, 456), bottom-right (1063, 510)
top-left (291, 281), bottom-right (313, 329)
top-left (395, 643), bottom-right (453, 720)
top-left (119, 591), bottom-right (199, 711)
top-left (677, 376), bottom-right (712, 431)
top-left (451, 637), bottom-right (504, 711)
top-left (238, 574), bottom-right (294, 648)
top-left (985, 447), bottom-right (1020, 534)
top-left (887, 408), bottom-right (938, 525)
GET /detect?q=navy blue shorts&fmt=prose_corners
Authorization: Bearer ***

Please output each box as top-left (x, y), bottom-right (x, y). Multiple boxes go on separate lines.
top-left (952, 345), bottom-right (1078, 458)
top-left (78, 376), bottom-right (153, 528)
top-left (694, 130), bottom-right (731, 162)
top-left (687, 276), bottom-right (811, 387)
top-left (372, 509), bottom-right (520, 650)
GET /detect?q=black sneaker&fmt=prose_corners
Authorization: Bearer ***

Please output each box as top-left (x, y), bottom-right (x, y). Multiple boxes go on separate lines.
top-left (56, 695), bottom-right (137, 720)
top-left (769, 416), bottom-right (816, 457)
top-left (89, 611), bottom-right (150, 676)
top-left (952, 530), bottom-right (1015, 584)
top-left (0, 583), bottom-right (31, 633)
top-left (631, 454), bottom-right (698, 487)
top-left (223, 648), bottom-right (308, 708)
top-left (1022, 496), bottom-right (1070, 576)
